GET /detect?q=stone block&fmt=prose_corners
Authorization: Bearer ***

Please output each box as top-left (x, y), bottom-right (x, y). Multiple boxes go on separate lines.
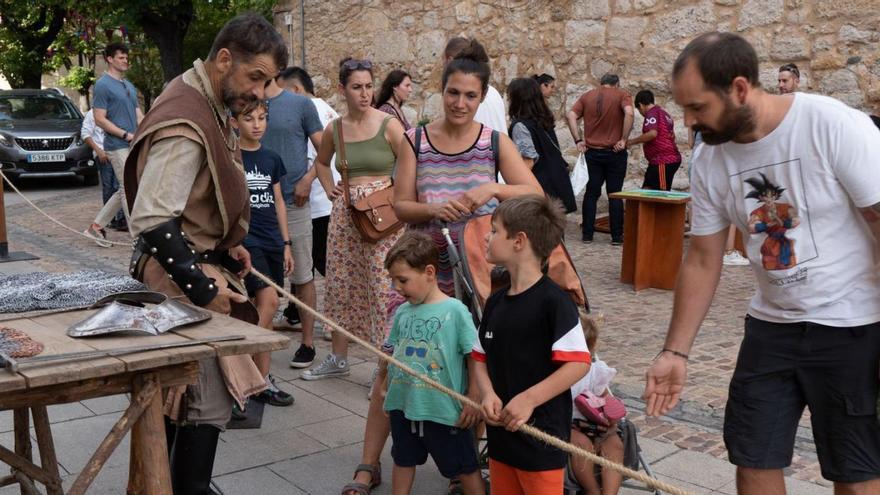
top-left (819, 69), bottom-right (860, 94)
top-left (839, 24), bottom-right (878, 44)
top-left (770, 33), bottom-right (810, 61)
top-left (565, 20), bottom-right (606, 49)
top-left (371, 31), bottom-right (412, 63)
top-left (608, 16), bottom-right (649, 51)
top-left (572, 0), bottom-right (611, 19)
top-left (591, 58), bottom-right (615, 81)
top-left (454, 1), bottom-right (475, 23)
top-left (648, 1), bottom-right (716, 45)
top-left (214, 467), bottom-right (306, 495)
top-left (737, 0), bottom-right (783, 30)
top-left (816, 0), bottom-right (878, 18)
top-left (811, 53), bottom-right (846, 70)
top-left (614, 0), bottom-right (659, 13)
top-left (415, 30), bottom-right (447, 62)
top-left (652, 449), bottom-right (735, 490)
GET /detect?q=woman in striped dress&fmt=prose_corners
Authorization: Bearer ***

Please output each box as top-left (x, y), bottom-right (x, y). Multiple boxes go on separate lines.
top-left (394, 39), bottom-right (542, 296)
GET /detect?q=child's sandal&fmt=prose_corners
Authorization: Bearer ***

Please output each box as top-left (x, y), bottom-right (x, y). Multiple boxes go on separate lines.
top-left (340, 463), bottom-right (381, 495)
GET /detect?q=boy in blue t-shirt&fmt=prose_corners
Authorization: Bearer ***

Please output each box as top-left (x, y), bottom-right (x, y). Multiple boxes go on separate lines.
top-left (382, 232), bottom-right (484, 494)
top-left (472, 195), bottom-right (591, 493)
top-left (230, 100), bottom-right (294, 409)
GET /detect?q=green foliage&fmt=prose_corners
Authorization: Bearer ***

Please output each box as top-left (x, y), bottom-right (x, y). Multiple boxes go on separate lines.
top-left (0, 1), bottom-right (67, 88)
top-left (58, 65), bottom-right (95, 93)
top-left (183, 0), bottom-right (277, 67)
top-left (126, 43), bottom-right (164, 111)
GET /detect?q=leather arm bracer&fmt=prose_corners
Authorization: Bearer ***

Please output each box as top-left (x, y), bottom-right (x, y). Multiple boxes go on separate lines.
top-left (139, 218), bottom-right (219, 306)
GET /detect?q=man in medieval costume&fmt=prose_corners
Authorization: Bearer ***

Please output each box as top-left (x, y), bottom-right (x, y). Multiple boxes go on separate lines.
top-left (124, 13), bottom-right (287, 493)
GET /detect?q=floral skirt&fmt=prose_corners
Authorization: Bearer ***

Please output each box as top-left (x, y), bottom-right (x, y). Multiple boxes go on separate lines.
top-left (324, 180), bottom-right (405, 347)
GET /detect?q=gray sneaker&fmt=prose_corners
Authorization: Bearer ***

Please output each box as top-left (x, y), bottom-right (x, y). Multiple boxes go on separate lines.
top-left (301, 353), bottom-right (350, 381)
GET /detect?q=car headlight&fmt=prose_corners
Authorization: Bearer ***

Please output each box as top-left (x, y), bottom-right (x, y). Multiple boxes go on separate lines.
top-left (0, 134), bottom-right (11, 147)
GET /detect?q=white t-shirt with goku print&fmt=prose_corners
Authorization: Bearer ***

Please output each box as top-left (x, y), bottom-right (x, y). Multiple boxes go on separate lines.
top-left (690, 93), bottom-right (880, 326)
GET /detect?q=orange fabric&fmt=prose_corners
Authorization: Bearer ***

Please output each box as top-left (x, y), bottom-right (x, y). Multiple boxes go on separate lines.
top-left (488, 459), bottom-right (564, 495)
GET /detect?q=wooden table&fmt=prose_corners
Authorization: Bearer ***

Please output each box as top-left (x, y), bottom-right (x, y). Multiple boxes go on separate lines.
top-left (0, 307), bottom-right (288, 494)
top-left (610, 189), bottom-right (691, 291)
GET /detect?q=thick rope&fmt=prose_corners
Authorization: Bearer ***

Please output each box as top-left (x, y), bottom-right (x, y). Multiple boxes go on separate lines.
top-left (0, 170), bottom-right (130, 247)
top-left (0, 169), bottom-right (691, 494)
top-left (250, 268), bottom-right (693, 495)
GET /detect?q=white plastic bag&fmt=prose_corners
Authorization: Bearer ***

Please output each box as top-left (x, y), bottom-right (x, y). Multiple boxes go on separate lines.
top-left (570, 153), bottom-right (589, 196)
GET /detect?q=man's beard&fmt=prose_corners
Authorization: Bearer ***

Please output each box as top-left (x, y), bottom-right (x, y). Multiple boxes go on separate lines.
top-left (693, 97), bottom-right (756, 145)
top-left (221, 73), bottom-right (257, 114)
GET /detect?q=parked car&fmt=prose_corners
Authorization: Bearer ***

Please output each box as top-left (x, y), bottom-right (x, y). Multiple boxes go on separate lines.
top-left (0, 89), bottom-right (98, 185)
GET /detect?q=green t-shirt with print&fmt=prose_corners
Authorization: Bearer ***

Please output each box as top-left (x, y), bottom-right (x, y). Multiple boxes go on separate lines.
top-left (383, 297), bottom-right (476, 426)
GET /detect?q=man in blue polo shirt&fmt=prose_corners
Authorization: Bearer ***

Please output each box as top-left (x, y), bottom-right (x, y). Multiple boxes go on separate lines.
top-left (84, 42), bottom-right (143, 246)
top-left (261, 74), bottom-right (323, 368)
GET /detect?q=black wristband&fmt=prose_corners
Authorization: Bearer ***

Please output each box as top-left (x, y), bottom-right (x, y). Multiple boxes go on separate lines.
top-left (282, 240), bottom-right (292, 246)
top-left (575, 138), bottom-right (583, 144)
top-left (658, 348), bottom-right (689, 361)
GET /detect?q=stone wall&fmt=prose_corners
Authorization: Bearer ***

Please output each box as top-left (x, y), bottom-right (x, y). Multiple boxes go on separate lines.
top-left (274, 0), bottom-right (880, 189)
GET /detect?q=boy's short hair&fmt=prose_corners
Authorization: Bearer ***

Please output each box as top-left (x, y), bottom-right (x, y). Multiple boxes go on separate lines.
top-left (492, 195), bottom-right (566, 261)
top-left (232, 99), bottom-right (267, 118)
top-left (384, 231), bottom-right (440, 271)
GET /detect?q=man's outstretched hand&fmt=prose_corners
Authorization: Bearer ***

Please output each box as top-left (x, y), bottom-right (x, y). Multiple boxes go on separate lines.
top-left (643, 353), bottom-right (688, 417)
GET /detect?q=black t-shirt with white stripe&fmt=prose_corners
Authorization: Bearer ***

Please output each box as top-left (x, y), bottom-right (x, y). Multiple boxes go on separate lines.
top-left (472, 276), bottom-right (590, 471)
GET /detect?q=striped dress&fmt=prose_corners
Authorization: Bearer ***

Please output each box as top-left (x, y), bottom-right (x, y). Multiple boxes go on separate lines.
top-left (405, 124), bottom-right (498, 296)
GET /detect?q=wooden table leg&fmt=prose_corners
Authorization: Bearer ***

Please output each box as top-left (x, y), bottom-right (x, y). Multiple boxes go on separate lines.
top-left (69, 375), bottom-right (158, 495)
top-left (127, 372), bottom-right (172, 495)
top-left (620, 200), bottom-right (638, 285)
top-left (31, 406), bottom-right (63, 495)
top-left (633, 201), bottom-right (658, 291)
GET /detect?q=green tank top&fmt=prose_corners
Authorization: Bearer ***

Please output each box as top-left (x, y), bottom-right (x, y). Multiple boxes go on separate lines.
top-left (334, 116), bottom-right (396, 178)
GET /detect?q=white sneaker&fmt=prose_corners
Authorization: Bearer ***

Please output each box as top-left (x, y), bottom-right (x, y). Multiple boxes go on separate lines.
top-left (301, 353), bottom-right (350, 381)
top-left (723, 251), bottom-right (749, 266)
top-left (83, 224), bottom-right (111, 248)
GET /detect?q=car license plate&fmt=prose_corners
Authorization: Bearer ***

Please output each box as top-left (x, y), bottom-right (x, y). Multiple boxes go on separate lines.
top-left (27, 153), bottom-right (66, 163)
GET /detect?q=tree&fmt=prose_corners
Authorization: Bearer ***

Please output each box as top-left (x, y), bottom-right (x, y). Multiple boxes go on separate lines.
top-left (0, 2), bottom-right (67, 88)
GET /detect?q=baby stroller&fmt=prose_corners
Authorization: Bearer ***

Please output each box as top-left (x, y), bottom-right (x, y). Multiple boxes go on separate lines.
top-left (442, 215), bottom-right (661, 495)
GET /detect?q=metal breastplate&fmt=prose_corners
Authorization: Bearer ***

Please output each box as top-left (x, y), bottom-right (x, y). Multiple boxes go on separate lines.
top-left (68, 291), bottom-right (211, 337)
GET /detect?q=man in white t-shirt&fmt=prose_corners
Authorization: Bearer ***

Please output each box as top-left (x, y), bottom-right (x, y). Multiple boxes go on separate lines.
top-left (443, 37), bottom-right (507, 135)
top-left (644, 32), bottom-right (880, 494)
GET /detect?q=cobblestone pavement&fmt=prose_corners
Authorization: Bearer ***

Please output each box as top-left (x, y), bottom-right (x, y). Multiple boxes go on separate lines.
top-left (1, 184), bottom-right (830, 492)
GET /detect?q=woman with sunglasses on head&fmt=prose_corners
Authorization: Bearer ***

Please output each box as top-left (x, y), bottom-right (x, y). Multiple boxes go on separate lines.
top-left (308, 58), bottom-right (406, 495)
top-left (305, 57), bottom-right (406, 380)
top-left (374, 69), bottom-right (413, 130)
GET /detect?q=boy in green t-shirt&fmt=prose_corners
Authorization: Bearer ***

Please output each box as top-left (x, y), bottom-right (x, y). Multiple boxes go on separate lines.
top-left (382, 231), bottom-right (483, 494)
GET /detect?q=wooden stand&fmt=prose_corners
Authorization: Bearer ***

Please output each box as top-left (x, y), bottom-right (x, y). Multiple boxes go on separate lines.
top-left (0, 307), bottom-right (289, 494)
top-left (611, 191), bottom-right (690, 291)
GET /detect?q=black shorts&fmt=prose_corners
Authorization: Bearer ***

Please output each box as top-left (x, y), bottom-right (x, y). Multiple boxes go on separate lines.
top-left (389, 410), bottom-right (479, 478)
top-left (642, 162), bottom-right (680, 191)
top-left (311, 215), bottom-right (330, 277)
top-left (244, 245), bottom-right (284, 297)
top-left (723, 315), bottom-right (880, 482)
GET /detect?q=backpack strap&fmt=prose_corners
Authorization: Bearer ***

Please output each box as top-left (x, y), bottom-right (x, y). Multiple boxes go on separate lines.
top-left (414, 126), bottom-right (423, 161)
top-left (492, 129), bottom-right (500, 181)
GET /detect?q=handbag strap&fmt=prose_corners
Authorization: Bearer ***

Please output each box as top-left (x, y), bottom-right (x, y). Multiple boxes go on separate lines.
top-left (335, 118), bottom-right (353, 208)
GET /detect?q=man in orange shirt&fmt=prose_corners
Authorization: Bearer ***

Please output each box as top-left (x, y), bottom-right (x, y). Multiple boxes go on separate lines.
top-left (566, 74), bottom-right (634, 245)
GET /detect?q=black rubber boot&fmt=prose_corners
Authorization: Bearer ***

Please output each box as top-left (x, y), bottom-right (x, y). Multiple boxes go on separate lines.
top-left (169, 424), bottom-right (220, 495)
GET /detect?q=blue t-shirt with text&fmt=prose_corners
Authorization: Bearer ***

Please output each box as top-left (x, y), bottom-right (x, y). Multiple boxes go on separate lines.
top-left (92, 74), bottom-right (138, 151)
top-left (261, 91), bottom-right (323, 205)
top-left (243, 147), bottom-right (286, 252)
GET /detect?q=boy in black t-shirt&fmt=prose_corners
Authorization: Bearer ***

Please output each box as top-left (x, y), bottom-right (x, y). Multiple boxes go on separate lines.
top-left (230, 100), bottom-right (294, 410)
top-left (471, 195), bottom-right (590, 493)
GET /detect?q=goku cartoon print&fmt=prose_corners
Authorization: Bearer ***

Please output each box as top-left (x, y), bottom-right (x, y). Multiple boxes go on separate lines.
top-left (745, 173), bottom-right (800, 270)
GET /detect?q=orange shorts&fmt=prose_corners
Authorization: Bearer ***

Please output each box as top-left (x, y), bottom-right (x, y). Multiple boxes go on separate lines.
top-left (488, 458), bottom-right (564, 495)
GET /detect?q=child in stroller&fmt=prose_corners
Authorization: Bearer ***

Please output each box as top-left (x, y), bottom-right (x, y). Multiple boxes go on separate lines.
top-left (567, 311), bottom-right (626, 495)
